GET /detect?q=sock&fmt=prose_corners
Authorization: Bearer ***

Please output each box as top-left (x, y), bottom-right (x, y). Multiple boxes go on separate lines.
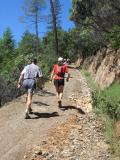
top-left (25, 109), bottom-right (28, 113)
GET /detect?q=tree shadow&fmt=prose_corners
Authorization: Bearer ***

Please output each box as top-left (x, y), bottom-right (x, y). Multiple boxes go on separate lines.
top-left (31, 112), bottom-right (59, 119)
top-left (60, 105), bottom-right (85, 114)
top-left (33, 101), bottom-right (49, 106)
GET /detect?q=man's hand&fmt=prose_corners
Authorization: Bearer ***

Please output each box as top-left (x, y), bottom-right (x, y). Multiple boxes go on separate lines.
top-left (49, 79), bottom-right (52, 84)
top-left (66, 77), bottom-right (69, 82)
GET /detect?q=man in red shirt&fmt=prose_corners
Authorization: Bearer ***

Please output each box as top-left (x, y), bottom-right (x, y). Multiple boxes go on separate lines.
top-left (50, 57), bottom-right (70, 107)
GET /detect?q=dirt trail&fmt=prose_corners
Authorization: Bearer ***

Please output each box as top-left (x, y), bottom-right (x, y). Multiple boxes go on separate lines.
top-left (0, 68), bottom-right (111, 160)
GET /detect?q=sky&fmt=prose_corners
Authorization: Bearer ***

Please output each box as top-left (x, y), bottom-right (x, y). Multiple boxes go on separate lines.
top-left (0, 0), bottom-right (74, 42)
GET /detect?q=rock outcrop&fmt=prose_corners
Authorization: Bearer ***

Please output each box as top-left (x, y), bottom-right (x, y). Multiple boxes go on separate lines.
top-left (81, 47), bottom-right (120, 89)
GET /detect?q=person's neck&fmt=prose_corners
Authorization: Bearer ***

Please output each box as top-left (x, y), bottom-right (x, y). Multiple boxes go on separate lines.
top-left (32, 62), bottom-right (36, 65)
top-left (58, 63), bottom-right (63, 66)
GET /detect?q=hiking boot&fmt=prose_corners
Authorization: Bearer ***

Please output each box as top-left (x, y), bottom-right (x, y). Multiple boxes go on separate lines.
top-left (58, 101), bottom-right (62, 108)
top-left (25, 112), bottom-right (31, 119)
top-left (28, 107), bottom-right (33, 114)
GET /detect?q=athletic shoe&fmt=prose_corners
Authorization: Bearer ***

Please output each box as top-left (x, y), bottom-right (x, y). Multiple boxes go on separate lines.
top-left (58, 101), bottom-right (62, 108)
top-left (28, 107), bottom-right (33, 114)
top-left (25, 112), bottom-right (31, 119)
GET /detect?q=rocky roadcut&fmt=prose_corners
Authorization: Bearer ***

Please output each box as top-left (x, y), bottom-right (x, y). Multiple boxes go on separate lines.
top-left (24, 69), bottom-right (111, 160)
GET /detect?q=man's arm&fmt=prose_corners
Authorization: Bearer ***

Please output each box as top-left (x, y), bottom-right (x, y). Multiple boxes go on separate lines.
top-left (65, 66), bottom-right (70, 82)
top-left (36, 67), bottom-right (44, 89)
top-left (37, 67), bottom-right (43, 78)
top-left (49, 65), bottom-right (55, 82)
top-left (66, 73), bottom-right (70, 82)
top-left (17, 74), bottom-right (24, 88)
top-left (17, 67), bottom-right (26, 88)
top-left (50, 69), bottom-right (54, 82)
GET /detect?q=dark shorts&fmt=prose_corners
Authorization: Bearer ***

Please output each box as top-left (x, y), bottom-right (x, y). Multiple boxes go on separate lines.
top-left (54, 79), bottom-right (64, 87)
top-left (22, 79), bottom-right (36, 93)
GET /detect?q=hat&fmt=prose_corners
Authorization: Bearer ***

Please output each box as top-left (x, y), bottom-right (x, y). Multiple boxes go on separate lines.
top-left (58, 57), bottom-right (63, 62)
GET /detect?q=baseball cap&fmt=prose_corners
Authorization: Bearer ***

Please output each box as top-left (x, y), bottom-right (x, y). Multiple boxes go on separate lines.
top-left (58, 57), bottom-right (63, 62)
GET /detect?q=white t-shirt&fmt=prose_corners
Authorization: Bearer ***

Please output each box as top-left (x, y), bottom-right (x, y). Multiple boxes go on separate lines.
top-left (21, 63), bottom-right (43, 79)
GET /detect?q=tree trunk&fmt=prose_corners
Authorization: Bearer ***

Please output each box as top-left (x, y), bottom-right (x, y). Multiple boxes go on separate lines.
top-left (0, 96), bottom-right (2, 107)
top-left (50, 0), bottom-right (59, 56)
top-left (35, 6), bottom-right (39, 54)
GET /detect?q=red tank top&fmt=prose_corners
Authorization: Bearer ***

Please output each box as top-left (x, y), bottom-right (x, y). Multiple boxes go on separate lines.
top-left (52, 64), bottom-right (68, 80)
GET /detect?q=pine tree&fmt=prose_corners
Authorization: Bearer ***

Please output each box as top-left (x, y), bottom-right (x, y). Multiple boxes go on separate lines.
top-left (1, 28), bottom-right (15, 59)
top-left (18, 30), bottom-right (39, 55)
top-left (20, 0), bottom-right (46, 53)
top-left (48, 0), bottom-right (62, 30)
top-left (48, 0), bottom-right (62, 55)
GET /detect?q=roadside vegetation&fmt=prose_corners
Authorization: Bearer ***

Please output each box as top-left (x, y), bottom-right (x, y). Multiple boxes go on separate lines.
top-left (0, 3), bottom-right (120, 158)
top-left (81, 69), bottom-right (120, 158)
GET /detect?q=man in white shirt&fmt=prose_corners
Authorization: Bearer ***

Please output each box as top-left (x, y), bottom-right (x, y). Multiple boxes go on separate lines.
top-left (17, 58), bottom-right (43, 119)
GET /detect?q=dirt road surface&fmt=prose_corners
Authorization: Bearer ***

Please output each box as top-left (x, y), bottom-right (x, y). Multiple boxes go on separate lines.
top-left (0, 69), bottom-right (112, 160)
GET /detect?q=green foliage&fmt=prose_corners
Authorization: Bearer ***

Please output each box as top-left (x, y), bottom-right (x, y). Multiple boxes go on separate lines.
top-left (0, 28), bottom-right (15, 58)
top-left (71, 0), bottom-right (120, 57)
top-left (82, 69), bottom-right (120, 121)
top-left (42, 31), bottom-right (55, 55)
top-left (79, 28), bottom-right (101, 56)
top-left (106, 25), bottom-right (120, 49)
top-left (102, 116), bottom-right (120, 157)
top-left (92, 83), bottom-right (120, 120)
top-left (92, 84), bottom-right (120, 157)
top-left (82, 69), bottom-right (120, 157)
top-left (82, 70), bottom-right (120, 120)
top-left (38, 54), bottom-right (56, 80)
top-left (66, 28), bottom-right (101, 58)
top-left (2, 28), bottom-right (15, 53)
top-left (0, 28), bottom-right (15, 72)
top-left (18, 30), bottom-right (39, 55)
top-left (71, 0), bottom-right (120, 31)
top-left (42, 29), bottom-right (74, 59)
top-left (81, 68), bottom-right (99, 90)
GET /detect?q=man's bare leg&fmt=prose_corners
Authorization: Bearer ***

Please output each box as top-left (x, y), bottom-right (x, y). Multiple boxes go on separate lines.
top-left (25, 92), bottom-right (33, 118)
top-left (55, 86), bottom-right (59, 99)
top-left (58, 86), bottom-right (64, 107)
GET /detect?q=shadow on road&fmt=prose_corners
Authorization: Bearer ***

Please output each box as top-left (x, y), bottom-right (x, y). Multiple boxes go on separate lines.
top-left (37, 90), bottom-right (56, 97)
top-left (33, 101), bottom-right (50, 106)
top-left (31, 112), bottom-right (59, 119)
top-left (60, 105), bottom-right (85, 114)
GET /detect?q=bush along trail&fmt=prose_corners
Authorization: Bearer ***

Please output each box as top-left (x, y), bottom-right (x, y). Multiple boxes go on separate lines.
top-left (23, 68), bottom-right (112, 160)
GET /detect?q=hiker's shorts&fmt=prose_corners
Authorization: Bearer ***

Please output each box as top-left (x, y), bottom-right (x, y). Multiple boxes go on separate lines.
top-left (54, 79), bottom-right (64, 87)
top-left (22, 79), bottom-right (36, 93)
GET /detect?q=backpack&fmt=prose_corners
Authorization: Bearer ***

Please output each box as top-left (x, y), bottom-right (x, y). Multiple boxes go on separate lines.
top-left (56, 65), bottom-right (65, 77)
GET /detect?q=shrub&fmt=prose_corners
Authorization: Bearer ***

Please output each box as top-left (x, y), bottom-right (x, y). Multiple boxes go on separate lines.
top-left (92, 83), bottom-right (120, 120)
top-left (107, 25), bottom-right (120, 49)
